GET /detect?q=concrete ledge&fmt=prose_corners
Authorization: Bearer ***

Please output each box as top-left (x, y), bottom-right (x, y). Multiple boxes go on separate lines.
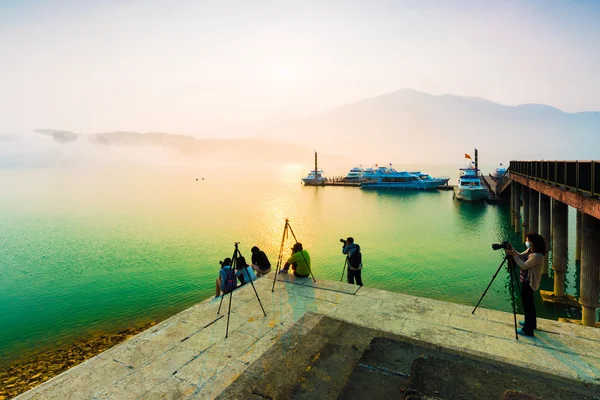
top-left (539, 290), bottom-right (580, 307)
top-left (16, 277), bottom-right (600, 399)
top-left (558, 318), bottom-right (600, 328)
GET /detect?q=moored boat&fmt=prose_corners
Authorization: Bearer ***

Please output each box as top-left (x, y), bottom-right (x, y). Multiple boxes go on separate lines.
top-left (302, 169), bottom-right (325, 185)
top-left (493, 163), bottom-right (507, 180)
top-left (410, 171), bottom-right (451, 186)
top-left (360, 168), bottom-right (447, 190)
top-left (454, 166), bottom-right (488, 201)
top-left (343, 166), bottom-right (364, 182)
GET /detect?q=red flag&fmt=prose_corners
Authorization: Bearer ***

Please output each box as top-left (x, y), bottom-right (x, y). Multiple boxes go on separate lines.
top-left (465, 153), bottom-right (472, 160)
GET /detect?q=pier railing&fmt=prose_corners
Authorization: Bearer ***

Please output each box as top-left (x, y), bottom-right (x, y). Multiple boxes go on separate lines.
top-left (510, 160), bottom-right (600, 198)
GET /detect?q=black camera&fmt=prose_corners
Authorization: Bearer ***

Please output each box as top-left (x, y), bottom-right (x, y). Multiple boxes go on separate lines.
top-left (340, 238), bottom-right (347, 244)
top-left (219, 260), bottom-right (223, 266)
top-left (491, 241), bottom-right (512, 251)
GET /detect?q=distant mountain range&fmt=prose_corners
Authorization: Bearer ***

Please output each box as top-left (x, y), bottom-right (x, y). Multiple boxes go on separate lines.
top-left (261, 88), bottom-right (600, 163)
top-left (30, 88), bottom-right (600, 166)
top-left (30, 129), bottom-right (332, 166)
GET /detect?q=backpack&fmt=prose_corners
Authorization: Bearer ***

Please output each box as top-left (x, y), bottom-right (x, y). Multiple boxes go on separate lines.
top-left (348, 249), bottom-right (362, 268)
top-left (222, 267), bottom-right (238, 293)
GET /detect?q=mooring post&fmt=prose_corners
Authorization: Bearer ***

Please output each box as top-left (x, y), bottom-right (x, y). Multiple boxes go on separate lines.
top-left (513, 182), bottom-right (521, 233)
top-left (580, 213), bottom-right (600, 326)
top-left (522, 187), bottom-right (530, 241)
top-left (539, 193), bottom-right (551, 275)
top-left (529, 189), bottom-right (539, 234)
top-left (576, 210), bottom-right (582, 262)
top-left (552, 199), bottom-right (568, 298)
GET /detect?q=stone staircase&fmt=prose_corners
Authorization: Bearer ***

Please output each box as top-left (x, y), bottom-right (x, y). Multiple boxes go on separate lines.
top-left (216, 314), bottom-right (599, 400)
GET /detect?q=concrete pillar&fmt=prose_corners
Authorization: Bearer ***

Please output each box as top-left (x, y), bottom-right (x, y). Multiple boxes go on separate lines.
top-left (539, 194), bottom-right (551, 276)
top-left (529, 189), bottom-right (539, 234)
top-left (580, 214), bottom-right (600, 326)
top-left (576, 210), bottom-right (582, 262)
top-left (513, 183), bottom-right (521, 233)
top-left (552, 199), bottom-right (568, 298)
top-left (522, 187), bottom-right (530, 241)
top-left (510, 181), bottom-right (515, 227)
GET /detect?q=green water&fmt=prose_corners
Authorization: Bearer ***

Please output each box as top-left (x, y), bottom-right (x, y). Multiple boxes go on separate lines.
top-left (0, 165), bottom-right (584, 365)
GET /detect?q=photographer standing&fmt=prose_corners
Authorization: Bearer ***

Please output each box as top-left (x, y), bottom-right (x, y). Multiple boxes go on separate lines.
top-left (342, 237), bottom-right (363, 286)
top-left (506, 233), bottom-right (546, 337)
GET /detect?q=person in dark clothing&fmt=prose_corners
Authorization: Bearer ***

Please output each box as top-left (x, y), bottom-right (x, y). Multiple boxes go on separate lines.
top-left (250, 246), bottom-right (271, 276)
top-left (342, 237), bottom-right (363, 286)
top-left (506, 233), bottom-right (546, 337)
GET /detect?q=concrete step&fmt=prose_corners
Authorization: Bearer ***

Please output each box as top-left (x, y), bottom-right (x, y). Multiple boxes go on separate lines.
top-left (217, 315), bottom-right (600, 400)
top-left (338, 335), bottom-right (598, 400)
top-left (287, 321), bottom-right (375, 400)
top-left (404, 352), bottom-right (596, 400)
top-left (216, 313), bottom-right (343, 400)
top-left (337, 337), bottom-right (432, 400)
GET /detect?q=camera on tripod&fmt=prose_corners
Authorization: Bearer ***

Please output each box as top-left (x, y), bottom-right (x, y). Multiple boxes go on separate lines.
top-left (491, 241), bottom-right (512, 251)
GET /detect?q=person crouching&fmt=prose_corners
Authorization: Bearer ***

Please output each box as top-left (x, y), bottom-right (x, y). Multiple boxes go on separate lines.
top-left (280, 243), bottom-right (311, 278)
top-left (236, 256), bottom-right (257, 286)
top-left (216, 258), bottom-right (237, 297)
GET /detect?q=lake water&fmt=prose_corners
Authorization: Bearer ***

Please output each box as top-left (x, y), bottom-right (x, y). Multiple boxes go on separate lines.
top-left (0, 164), bottom-right (584, 365)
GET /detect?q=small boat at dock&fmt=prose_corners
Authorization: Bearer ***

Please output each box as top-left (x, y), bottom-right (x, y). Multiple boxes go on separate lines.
top-left (302, 169), bottom-right (326, 185)
top-left (454, 166), bottom-right (488, 201)
top-left (492, 163), bottom-right (507, 180)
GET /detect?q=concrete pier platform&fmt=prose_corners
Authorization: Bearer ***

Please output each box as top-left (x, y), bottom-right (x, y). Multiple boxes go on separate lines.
top-left (16, 276), bottom-right (600, 399)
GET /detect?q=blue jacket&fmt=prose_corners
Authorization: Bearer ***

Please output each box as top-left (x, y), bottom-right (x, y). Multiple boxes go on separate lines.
top-left (342, 243), bottom-right (362, 270)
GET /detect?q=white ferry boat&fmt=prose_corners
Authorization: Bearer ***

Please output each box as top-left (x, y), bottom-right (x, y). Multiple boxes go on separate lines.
top-left (360, 168), bottom-right (448, 190)
top-left (343, 166), bottom-right (364, 182)
top-left (302, 170), bottom-right (326, 185)
top-left (410, 171), bottom-right (450, 186)
top-left (492, 163), bottom-right (507, 180)
top-left (454, 166), bottom-right (488, 201)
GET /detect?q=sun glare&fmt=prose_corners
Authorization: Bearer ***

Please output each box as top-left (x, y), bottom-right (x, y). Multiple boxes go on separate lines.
top-left (276, 66), bottom-right (293, 80)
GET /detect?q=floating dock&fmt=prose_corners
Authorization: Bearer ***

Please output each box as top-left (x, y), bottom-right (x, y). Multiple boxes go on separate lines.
top-left (17, 276), bottom-right (600, 399)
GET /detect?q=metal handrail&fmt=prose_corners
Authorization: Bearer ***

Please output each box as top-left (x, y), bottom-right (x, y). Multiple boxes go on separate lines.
top-left (509, 160), bottom-right (599, 198)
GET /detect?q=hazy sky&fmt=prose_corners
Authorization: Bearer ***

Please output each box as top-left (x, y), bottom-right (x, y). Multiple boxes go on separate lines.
top-left (1, 0), bottom-right (599, 135)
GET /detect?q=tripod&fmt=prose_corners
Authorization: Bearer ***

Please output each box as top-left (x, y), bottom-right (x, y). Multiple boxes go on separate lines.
top-left (340, 256), bottom-right (348, 282)
top-left (472, 253), bottom-right (522, 340)
top-left (217, 242), bottom-right (266, 338)
top-left (272, 218), bottom-right (316, 292)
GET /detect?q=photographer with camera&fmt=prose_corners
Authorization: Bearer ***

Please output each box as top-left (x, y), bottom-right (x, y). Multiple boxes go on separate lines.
top-left (341, 237), bottom-right (363, 286)
top-left (505, 233), bottom-right (546, 337)
top-left (215, 258), bottom-right (237, 297)
top-left (279, 243), bottom-right (311, 277)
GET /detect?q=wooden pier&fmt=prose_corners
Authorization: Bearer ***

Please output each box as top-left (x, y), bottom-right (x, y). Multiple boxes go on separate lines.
top-left (496, 160), bottom-right (600, 327)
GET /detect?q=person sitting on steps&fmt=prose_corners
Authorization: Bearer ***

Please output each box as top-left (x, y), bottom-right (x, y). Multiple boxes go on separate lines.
top-left (279, 243), bottom-right (311, 278)
top-left (250, 246), bottom-right (271, 276)
top-left (215, 258), bottom-right (236, 297)
top-left (235, 256), bottom-right (257, 286)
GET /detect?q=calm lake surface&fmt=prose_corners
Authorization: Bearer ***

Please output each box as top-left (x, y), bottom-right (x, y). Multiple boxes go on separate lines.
top-left (0, 164), bottom-right (584, 365)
